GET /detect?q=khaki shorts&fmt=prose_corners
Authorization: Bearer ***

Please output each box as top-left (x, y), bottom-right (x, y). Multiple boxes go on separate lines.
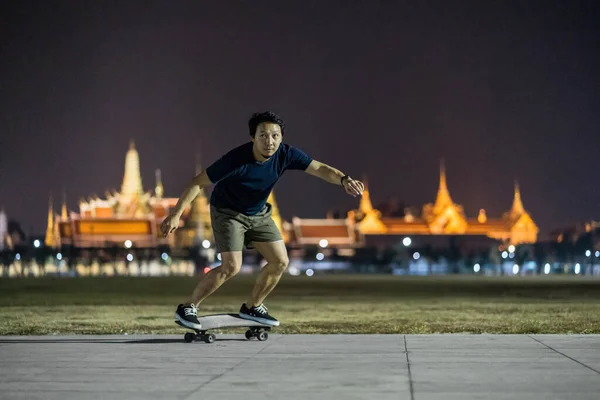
top-left (210, 203), bottom-right (283, 253)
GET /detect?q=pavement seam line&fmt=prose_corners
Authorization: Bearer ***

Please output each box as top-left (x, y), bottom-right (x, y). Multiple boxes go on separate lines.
top-left (183, 356), bottom-right (250, 399)
top-left (184, 334), bottom-right (280, 397)
top-left (527, 335), bottom-right (600, 375)
top-left (404, 335), bottom-right (415, 400)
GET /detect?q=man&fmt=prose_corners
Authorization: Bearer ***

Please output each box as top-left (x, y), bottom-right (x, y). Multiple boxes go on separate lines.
top-left (161, 111), bottom-right (364, 330)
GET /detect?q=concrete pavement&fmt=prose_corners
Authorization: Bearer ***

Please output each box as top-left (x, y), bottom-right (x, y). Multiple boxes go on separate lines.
top-left (0, 334), bottom-right (599, 399)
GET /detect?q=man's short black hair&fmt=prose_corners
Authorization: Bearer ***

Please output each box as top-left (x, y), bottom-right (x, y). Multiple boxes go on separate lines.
top-left (248, 111), bottom-right (285, 137)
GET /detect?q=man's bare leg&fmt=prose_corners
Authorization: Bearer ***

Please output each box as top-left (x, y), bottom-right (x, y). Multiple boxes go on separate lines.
top-left (246, 241), bottom-right (289, 307)
top-left (187, 251), bottom-right (242, 306)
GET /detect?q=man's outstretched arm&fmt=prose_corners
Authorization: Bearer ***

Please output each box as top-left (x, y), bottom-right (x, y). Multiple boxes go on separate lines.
top-left (160, 170), bottom-right (212, 236)
top-left (304, 160), bottom-right (364, 197)
top-left (171, 170), bottom-right (212, 217)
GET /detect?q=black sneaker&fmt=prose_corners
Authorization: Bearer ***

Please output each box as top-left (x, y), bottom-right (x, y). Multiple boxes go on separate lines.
top-left (239, 303), bottom-right (280, 326)
top-left (175, 303), bottom-right (202, 330)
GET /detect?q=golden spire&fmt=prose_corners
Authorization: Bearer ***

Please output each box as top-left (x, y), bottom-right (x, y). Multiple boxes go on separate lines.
top-left (120, 139), bottom-right (144, 199)
top-left (511, 181), bottom-right (525, 215)
top-left (354, 178), bottom-right (387, 234)
top-left (267, 191), bottom-right (283, 236)
top-left (358, 176), bottom-right (374, 214)
top-left (44, 195), bottom-right (56, 248)
top-left (61, 187), bottom-right (68, 220)
top-left (478, 209), bottom-right (487, 223)
top-left (504, 181), bottom-right (539, 245)
top-left (434, 159), bottom-right (453, 214)
top-left (154, 169), bottom-right (164, 199)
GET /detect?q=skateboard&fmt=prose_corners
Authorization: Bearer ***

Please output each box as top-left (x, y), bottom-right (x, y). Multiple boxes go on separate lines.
top-left (175, 313), bottom-right (273, 343)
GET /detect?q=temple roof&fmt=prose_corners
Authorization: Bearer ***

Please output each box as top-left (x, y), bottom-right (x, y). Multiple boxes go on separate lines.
top-left (358, 178), bottom-right (374, 214)
top-left (380, 218), bottom-right (431, 234)
top-left (433, 160), bottom-right (454, 215)
top-left (510, 182), bottom-right (526, 216)
top-left (288, 217), bottom-right (359, 246)
top-left (348, 163), bottom-right (538, 244)
top-left (120, 139), bottom-right (144, 198)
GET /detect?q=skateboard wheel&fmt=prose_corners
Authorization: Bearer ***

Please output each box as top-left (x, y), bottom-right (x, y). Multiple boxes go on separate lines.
top-left (257, 331), bottom-right (268, 341)
top-left (245, 330), bottom-right (254, 340)
top-left (204, 333), bottom-right (216, 344)
top-left (184, 332), bottom-right (195, 343)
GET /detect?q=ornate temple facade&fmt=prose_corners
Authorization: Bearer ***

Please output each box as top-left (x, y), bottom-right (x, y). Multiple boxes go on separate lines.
top-left (350, 163), bottom-right (539, 246)
top-left (49, 141), bottom-right (213, 249)
top-left (46, 144), bottom-right (537, 251)
top-left (47, 141), bottom-right (286, 251)
top-left (281, 162), bottom-right (539, 250)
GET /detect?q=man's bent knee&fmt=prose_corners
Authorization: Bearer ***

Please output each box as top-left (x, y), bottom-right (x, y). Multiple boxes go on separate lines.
top-left (268, 257), bottom-right (289, 274)
top-left (220, 261), bottom-right (241, 278)
top-left (220, 252), bottom-right (242, 278)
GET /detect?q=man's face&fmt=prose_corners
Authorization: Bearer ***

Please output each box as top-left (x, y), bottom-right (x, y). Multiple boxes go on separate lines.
top-left (252, 122), bottom-right (283, 159)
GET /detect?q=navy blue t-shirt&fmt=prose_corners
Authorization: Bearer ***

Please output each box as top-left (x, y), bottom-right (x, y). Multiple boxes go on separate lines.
top-left (206, 142), bottom-right (313, 215)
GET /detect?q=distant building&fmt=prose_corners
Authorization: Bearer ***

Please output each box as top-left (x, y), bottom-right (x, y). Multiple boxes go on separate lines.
top-left (48, 145), bottom-right (538, 254)
top-left (53, 141), bottom-right (213, 249)
top-left (286, 161), bottom-right (539, 251)
top-left (550, 220), bottom-right (600, 245)
top-left (350, 162), bottom-right (538, 246)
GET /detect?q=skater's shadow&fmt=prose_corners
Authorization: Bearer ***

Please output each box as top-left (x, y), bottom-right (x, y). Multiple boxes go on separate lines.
top-left (127, 338), bottom-right (249, 344)
top-left (0, 338), bottom-right (250, 344)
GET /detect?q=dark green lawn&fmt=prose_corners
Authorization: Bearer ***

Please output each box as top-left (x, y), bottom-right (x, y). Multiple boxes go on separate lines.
top-left (1, 275), bottom-right (599, 334)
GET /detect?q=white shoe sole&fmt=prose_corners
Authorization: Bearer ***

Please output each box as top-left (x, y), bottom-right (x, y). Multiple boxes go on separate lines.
top-left (238, 312), bottom-right (280, 327)
top-left (175, 313), bottom-right (202, 330)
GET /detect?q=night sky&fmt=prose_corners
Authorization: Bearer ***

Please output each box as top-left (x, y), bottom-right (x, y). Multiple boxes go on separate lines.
top-left (1, 1), bottom-right (599, 237)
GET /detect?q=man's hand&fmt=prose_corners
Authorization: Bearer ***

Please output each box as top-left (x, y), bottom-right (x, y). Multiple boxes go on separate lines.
top-left (305, 160), bottom-right (365, 197)
top-left (160, 213), bottom-right (181, 237)
top-left (343, 178), bottom-right (365, 197)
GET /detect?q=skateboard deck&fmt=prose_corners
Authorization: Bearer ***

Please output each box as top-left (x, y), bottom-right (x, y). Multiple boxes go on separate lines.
top-left (175, 313), bottom-right (274, 343)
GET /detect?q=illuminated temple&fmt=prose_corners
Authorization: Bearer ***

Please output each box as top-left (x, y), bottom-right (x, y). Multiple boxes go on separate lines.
top-left (46, 144), bottom-right (537, 250)
top-left (49, 141), bottom-right (215, 249)
top-left (287, 163), bottom-right (539, 248)
top-left (372, 164), bottom-right (537, 245)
